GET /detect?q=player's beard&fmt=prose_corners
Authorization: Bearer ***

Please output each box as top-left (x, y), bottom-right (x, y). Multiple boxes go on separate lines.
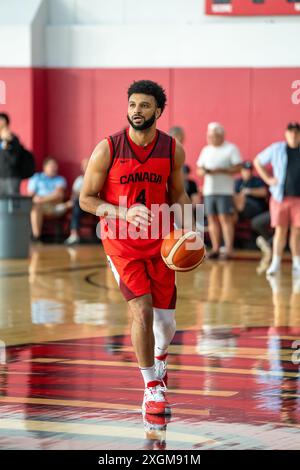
top-left (127, 112), bottom-right (156, 131)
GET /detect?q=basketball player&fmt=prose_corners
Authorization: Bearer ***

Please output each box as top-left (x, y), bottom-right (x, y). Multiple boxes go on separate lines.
top-left (80, 80), bottom-right (194, 415)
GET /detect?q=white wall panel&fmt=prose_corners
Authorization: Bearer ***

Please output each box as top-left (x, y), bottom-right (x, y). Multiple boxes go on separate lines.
top-left (46, 27), bottom-right (71, 66)
top-left (48, 0), bottom-right (75, 25)
top-left (122, 0), bottom-right (200, 25)
top-left (32, 0), bottom-right (47, 66)
top-left (47, 0), bottom-right (300, 25)
top-left (45, 0), bottom-right (300, 67)
top-left (0, 0), bottom-right (300, 67)
top-left (0, 0), bottom-right (42, 24)
top-left (0, 26), bottom-right (31, 66)
top-left (45, 23), bottom-right (300, 68)
top-left (0, 0), bottom-right (44, 67)
top-left (74, 0), bottom-right (124, 25)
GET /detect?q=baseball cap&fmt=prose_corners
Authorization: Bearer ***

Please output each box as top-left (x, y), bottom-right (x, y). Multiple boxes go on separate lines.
top-left (242, 161), bottom-right (253, 170)
top-left (287, 122), bottom-right (300, 131)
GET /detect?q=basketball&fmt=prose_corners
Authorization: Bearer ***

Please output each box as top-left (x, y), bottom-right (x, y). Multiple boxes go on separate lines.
top-left (161, 229), bottom-right (206, 271)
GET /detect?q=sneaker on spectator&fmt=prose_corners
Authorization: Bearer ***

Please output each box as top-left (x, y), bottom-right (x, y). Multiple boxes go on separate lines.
top-left (219, 251), bottom-right (233, 261)
top-left (64, 234), bottom-right (80, 246)
top-left (207, 251), bottom-right (219, 260)
top-left (256, 236), bottom-right (272, 259)
top-left (266, 273), bottom-right (281, 293)
top-left (266, 261), bottom-right (281, 276)
top-left (31, 235), bottom-right (42, 243)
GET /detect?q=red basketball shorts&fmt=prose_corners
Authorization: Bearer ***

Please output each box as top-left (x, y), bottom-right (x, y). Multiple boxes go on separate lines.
top-left (106, 254), bottom-right (176, 309)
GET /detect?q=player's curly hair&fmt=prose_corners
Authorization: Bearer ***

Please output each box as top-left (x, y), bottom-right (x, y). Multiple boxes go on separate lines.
top-left (127, 80), bottom-right (167, 113)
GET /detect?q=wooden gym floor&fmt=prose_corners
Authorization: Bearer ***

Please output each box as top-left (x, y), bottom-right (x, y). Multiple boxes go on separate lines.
top-left (0, 244), bottom-right (299, 450)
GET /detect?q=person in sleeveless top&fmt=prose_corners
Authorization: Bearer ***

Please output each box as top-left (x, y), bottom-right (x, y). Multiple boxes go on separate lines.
top-left (80, 80), bottom-right (195, 415)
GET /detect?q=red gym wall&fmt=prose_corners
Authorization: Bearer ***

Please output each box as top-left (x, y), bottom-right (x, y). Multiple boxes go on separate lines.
top-left (0, 67), bottom-right (46, 162)
top-left (0, 67), bottom-right (299, 184)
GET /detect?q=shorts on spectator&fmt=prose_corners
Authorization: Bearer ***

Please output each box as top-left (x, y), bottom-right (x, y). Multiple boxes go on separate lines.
top-left (40, 203), bottom-right (60, 215)
top-left (270, 196), bottom-right (300, 227)
top-left (204, 195), bottom-right (235, 216)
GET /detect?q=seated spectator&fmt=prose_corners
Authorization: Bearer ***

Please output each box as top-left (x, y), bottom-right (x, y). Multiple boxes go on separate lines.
top-left (28, 158), bottom-right (67, 241)
top-left (61, 159), bottom-right (89, 245)
top-left (168, 126), bottom-right (185, 145)
top-left (183, 163), bottom-right (203, 234)
top-left (183, 164), bottom-right (200, 205)
top-left (169, 128), bottom-right (198, 201)
top-left (234, 161), bottom-right (272, 259)
top-left (234, 161), bottom-right (268, 220)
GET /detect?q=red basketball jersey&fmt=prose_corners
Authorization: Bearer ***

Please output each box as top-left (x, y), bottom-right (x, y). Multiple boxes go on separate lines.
top-left (100, 128), bottom-right (175, 258)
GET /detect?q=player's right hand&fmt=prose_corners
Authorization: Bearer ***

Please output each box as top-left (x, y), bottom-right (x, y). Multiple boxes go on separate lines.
top-left (126, 204), bottom-right (153, 230)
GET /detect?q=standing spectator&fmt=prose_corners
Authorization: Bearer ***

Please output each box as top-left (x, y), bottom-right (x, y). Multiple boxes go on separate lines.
top-left (254, 122), bottom-right (300, 276)
top-left (196, 122), bottom-right (242, 259)
top-left (0, 113), bottom-right (22, 195)
top-left (28, 158), bottom-right (67, 241)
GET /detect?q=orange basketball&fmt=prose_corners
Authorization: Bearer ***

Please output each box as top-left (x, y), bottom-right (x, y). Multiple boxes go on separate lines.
top-left (161, 229), bottom-right (206, 272)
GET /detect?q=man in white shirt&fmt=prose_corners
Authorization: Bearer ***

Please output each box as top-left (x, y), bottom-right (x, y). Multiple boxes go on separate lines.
top-left (196, 123), bottom-right (242, 259)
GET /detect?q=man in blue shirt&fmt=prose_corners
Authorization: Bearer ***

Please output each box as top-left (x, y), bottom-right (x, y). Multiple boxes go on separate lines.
top-left (254, 122), bottom-right (300, 276)
top-left (28, 158), bottom-right (67, 241)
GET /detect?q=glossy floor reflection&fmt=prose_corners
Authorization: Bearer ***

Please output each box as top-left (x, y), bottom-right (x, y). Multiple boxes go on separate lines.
top-left (0, 245), bottom-right (299, 449)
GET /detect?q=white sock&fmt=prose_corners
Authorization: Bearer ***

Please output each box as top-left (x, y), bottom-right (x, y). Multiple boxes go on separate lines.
top-left (155, 348), bottom-right (168, 360)
top-left (154, 349), bottom-right (168, 379)
top-left (292, 256), bottom-right (300, 268)
top-left (153, 308), bottom-right (176, 358)
top-left (140, 365), bottom-right (156, 387)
